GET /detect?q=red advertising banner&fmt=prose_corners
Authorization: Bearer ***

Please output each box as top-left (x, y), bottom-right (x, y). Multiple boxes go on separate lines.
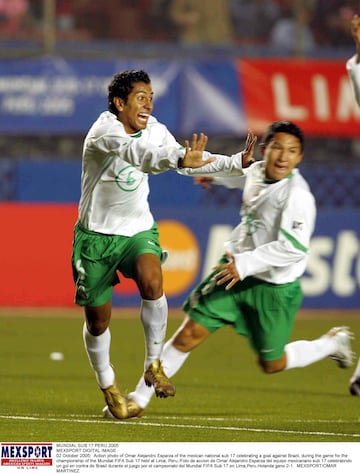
top-left (0, 204), bottom-right (77, 306)
top-left (238, 59), bottom-right (360, 136)
top-left (0, 204), bottom-right (201, 307)
top-left (1, 204), bottom-right (359, 308)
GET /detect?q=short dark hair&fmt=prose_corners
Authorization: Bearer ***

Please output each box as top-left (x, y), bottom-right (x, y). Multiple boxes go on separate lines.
top-left (261, 121), bottom-right (304, 152)
top-left (107, 70), bottom-right (151, 114)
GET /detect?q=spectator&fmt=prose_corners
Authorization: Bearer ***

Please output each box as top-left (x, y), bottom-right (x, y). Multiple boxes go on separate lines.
top-left (145, 0), bottom-right (178, 42)
top-left (229, 0), bottom-right (280, 45)
top-left (311, 0), bottom-right (358, 47)
top-left (56, 0), bottom-right (75, 32)
top-left (168, 0), bottom-right (234, 45)
top-left (270, 0), bottom-right (316, 55)
top-left (0, 0), bottom-right (29, 37)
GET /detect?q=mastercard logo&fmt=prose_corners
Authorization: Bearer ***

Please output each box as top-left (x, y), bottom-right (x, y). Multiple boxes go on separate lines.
top-left (114, 219), bottom-right (200, 298)
top-left (158, 220), bottom-right (200, 297)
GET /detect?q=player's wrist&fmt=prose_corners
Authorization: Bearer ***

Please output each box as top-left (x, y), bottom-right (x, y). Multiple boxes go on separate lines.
top-left (177, 157), bottom-right (185, 168)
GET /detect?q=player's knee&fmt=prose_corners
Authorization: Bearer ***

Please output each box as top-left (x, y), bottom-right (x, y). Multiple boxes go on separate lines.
top-left (135, 255), bottom-right (163, 299)
top-left (173, 328), bottom-right (193, 352)
top-left (141, 281), bottom-right (163, 299)
top-left (173, 321), bottom-right (208, 352)
top-left (85, 304), bottom-right (111, 336)
top-left (137, 271), bottom-right (163, 299)
top-left (258, 357), bottom-right (286, 374)
top-left (87, 321), bottom-right (107, 336)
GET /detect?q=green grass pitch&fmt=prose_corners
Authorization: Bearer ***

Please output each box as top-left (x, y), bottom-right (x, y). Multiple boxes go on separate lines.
top-left (0, 308), bottom-right (359, 443)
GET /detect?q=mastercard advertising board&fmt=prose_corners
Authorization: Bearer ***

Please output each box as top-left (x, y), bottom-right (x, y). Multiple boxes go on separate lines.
top-left (0, 204), bottom-right (359, 309)
top-left (111, 220), bottom-right (201, 301)
top-left (0, 204), bottom-right (205, 307)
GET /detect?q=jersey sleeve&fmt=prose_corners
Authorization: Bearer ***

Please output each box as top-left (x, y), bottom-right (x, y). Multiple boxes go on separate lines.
top-left (232, 187), bottom-right (316, 279)
top-left (178, 151), bottom-right (245, 177)
top-left (98, 134), bottom-right (184, 174)
top-left (211, 175), bottom-right (246, 189)
top-left (346, 55), bottom-right (360, 107)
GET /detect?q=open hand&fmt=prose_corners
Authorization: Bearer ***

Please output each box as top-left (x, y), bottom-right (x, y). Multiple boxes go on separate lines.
top-left (213, 251), bottom-right (240, 290)
top-left (242, 130), bottom-right (257, 168)
top-left (194, 176), bottom-right (214, 189)
top-left (180, 133), bottom-right (216, 168)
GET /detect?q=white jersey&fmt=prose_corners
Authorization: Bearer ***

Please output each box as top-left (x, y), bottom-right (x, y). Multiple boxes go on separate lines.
top-left (78, 111), bottom-right (184, 236)
top-left (78, 111), bottom-right (249, 236)
top-left (347, 54), bottom-right (360, 107)
top-left (214, 161), bottom-right (316, 284)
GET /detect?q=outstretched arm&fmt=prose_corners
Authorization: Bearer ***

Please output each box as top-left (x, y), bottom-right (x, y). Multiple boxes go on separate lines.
top-left (111, 132), bottom-right (215, 174)
top-left (179, 130), bottom-right (257, 177)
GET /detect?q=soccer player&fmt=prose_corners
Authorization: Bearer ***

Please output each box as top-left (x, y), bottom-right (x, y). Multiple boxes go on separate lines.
top-left (346, 13), bottom-right (360, 396)
top-left (71, 69), bottom-right (256, 419)
top-left (114, 121), bottom-right (354, 419)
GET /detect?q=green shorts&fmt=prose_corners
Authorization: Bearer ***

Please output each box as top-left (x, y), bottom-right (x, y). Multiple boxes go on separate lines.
top-left (71, 222), bottom-right (163, 307)
top-left (182, 258), bottom-right (303, 361)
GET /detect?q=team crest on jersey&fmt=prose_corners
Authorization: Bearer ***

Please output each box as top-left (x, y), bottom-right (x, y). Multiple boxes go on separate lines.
top-left (115, 165), bottom-right (143, 191)
top-left (244, 210), bottom-right (260, 235)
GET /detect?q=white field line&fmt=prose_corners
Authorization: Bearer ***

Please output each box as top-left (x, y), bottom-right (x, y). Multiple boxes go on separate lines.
top-left (0, 414), bottom-right (359, 439)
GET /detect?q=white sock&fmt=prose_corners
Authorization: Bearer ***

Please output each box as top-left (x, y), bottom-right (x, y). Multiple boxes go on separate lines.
top-left (129, 338), bottom-right (190, 409)
top-left (285, 335), bottom-right (337, 370)
top-left (350, 357), bottom-right (360, 383)
top-left (83, 323), bottom-right (114, 389)
top-left (140, 294), bottom-right (168, 369)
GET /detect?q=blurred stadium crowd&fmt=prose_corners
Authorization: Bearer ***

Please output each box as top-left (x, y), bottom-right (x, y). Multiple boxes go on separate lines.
top-left (0, 0), bottom-right (360, 207)
top-left (0, 0), bottom-right (358, 55)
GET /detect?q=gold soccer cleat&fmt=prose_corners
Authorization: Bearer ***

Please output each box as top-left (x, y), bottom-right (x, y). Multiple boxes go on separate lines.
top-left (102, 398), bottom-right (143, 420)
top-left (101, 381), bottom-right (128, 419)
top-left (126, 398), bottom-right (144, 418)
top-left (144, 359), bottom-right (176, 398)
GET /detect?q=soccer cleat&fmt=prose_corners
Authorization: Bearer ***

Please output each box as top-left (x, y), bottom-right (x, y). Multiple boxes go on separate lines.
top-left (349, 377), bottom-right (360, 396)
top-left (326, 326), bottom-right (354, 369)
top-left (144, 359), bottom-right (176, 398)
top-left (102, 398), bottom-right (144, 420)
top-left (126, 398), bottom-right (144, 418)
top-left (160, 250), bottom-right (168, 265)
top-left (100, 381), bottom-right (128, 419)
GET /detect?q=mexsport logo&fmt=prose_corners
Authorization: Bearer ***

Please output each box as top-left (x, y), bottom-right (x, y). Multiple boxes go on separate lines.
top-left (1, 443), bottom-right (53, 466)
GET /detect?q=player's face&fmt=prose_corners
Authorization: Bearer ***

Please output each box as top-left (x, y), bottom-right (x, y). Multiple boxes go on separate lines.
top-left (263, 132), bottom-right (303, 181)
top-left (116, 82), bottom-right (154, 133)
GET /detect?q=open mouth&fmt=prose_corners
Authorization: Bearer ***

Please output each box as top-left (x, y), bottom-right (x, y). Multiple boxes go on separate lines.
top-left (138, 113), bottom-right (149, 121)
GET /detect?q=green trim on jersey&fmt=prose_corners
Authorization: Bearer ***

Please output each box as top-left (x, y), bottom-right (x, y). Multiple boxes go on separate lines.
top-left (280, 228), bottom-right (307, 252)
top-left (263, 171), bottom-right (294, 184)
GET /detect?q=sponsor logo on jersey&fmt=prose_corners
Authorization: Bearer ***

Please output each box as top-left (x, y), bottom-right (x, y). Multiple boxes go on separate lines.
top-left (292, 220), bottom-right (304, 230)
